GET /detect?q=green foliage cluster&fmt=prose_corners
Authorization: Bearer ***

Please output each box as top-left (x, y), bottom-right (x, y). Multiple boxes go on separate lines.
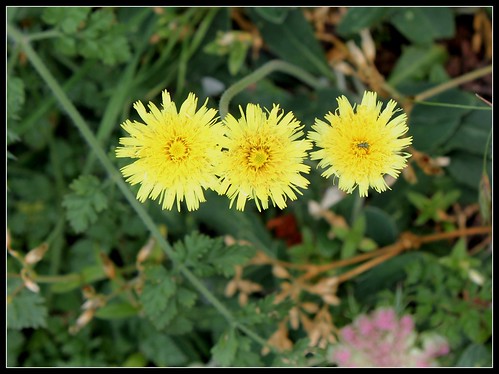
top-left (7, 6), bottom-right (491, 367)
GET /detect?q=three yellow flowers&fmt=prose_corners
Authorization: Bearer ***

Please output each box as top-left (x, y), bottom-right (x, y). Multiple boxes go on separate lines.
top-left (116, 90), bottom-right (412, 211)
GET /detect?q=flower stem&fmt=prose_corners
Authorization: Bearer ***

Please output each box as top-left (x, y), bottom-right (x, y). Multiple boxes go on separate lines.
top-left (413, 64), bottom-right (492, 102)
top-left (219, 59), bottom-right (326, 118)
top-left (8, 23), bottom-right (272, 352)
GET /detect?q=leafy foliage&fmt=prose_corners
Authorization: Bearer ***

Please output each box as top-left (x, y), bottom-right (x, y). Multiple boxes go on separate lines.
top-left (171, 231), bottom-right (256, 277)
top-left (62, 175), bottom-right (109, 233)
top-left (7, 280), bottom-right (48, 330)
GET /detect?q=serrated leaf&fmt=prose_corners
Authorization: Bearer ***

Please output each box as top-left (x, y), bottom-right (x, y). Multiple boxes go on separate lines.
top-left (83, 8), bottom-right (115, 39)
top-left (7, 285), bottom-right (48, 330)
top-left (54, 35), bottom-right (77, 56)
top-left (41, 7), bottom-right (91, 34)
top-left (237, 295), bottom-right (293, 326)
top-left (152, 300), bottom-right (178, 331)
top-left (211, 328), bottom-right (238, 367)
top-left (173, 232), bottom-right (254, 277)
top-left (162, 314), bottom-right (194, 335)
top-left (62, 175), bottom-right (108, 233)
top-left (208, 244), bottom-right (256, 277)
top-left (80, 29), bottom-right (131, 66)
top-left (140, 333), bottom-right (188, 367)
top-left (176, 287), bottom-right (198, 308)
top-left (140, 265), bottom-right (176, 316)
top-left (233, 336), bottom-right (264, 367)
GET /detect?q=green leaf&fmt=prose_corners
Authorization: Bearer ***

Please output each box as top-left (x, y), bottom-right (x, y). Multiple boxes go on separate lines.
top-left (388, 45), bottom-right (447, 87)
top-left (253, 7), bottom-right (289, 24)
top-left (228, 40), bottom-right (250, 75)
top-left (364, 206), bottom-right (398, 246)
top-left (62, 175), bottom-right (109, 233)
top-left (211, 328), bottom-right (238, 367)
top-left (207, 243), bottom-right (256, 277)
top-left (41, 7), bottom-right (91, 34)
top-left (341, 214), bottom-right (366, 259)
top-left (7, 282), bottom-right (48, 330)
top-left (409, 90), bottom-right (473, 152)
top-left (233, 336), bottom-right (264, 366)
top-left (94, 302), bottom-right (140, 320)
top-left (172, 232), bottom-right (255, 277)
top-left (447, 152), bottom-right (492, 190)
top-left (249, 8), bottom-right (329, 76)
top-left (122, 352), bottom-right (148, 367)
top-left (390, 7), bottom-right (455, 45)
top-left (236, 295), bottom-right (293, 327)
top-left (443, 109), bottom-right (492, 156)
top-left (460, 309), bottom-right (490, 344)
top-left (7, 77), bottom-right (25, 122)
top-left (140, 333), bottom-right (188, 366)
top-left (7, 329), bottom-right (25, 366)
top-left (139, 265), bottom-right (177, 330)
top-left (161, 314), bottom-right (194, 335)
top-left (455, 344), bottom-right (491, 367)
top-left (176, 287), bottom-right (198, 308)
top-left (54, 35), bottom-right (77, 56)
top-left (82, 8), bottom-right (115, 38)
top-left (336, 7), bottom-right (392, 36)
top-left (80, 28), bottom-right (131, 66)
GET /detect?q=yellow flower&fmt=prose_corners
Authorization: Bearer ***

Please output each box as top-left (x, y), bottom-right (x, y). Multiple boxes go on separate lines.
top-left (115, 90), bottom-right (224, 211)
top-left (218, 104), bottom-right (312, 211)
top-left (308, 91), bottom-right (412, 197)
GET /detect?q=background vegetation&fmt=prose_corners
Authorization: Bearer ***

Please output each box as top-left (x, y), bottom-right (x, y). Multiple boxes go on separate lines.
top-left (7, 7), bottom-right (492, 367)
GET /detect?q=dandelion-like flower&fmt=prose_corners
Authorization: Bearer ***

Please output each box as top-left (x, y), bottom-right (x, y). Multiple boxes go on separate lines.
top-left (308, 91), bottom-right (412, 197)
top-left (218, 104), bottom-right (312, 211)
top-left (115, 90), bottom-right (224, 211)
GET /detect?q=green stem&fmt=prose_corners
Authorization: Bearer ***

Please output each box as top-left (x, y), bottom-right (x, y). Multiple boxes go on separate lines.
top-left (414, 65), bottom-right (492, 102)
top-left (219, 59), bottom-right (325, 119)
top-left (411, 101), bottom-right (492, 111)
top-left (350, 193), bottom-right (364, 224)
top-left (26, 29), bottom-right (61, 42)
top-left (8, 23), bottom-right (272, 352)
top-left (7, 43), bottom-right (21, 76)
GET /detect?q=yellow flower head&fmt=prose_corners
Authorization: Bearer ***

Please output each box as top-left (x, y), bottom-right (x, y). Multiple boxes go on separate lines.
top-left (218, 104), bottom-right (312, 211)
top-left (308, 91), bottom-right (412, 197)
top-left (115, 90), bottom-right (224, 211)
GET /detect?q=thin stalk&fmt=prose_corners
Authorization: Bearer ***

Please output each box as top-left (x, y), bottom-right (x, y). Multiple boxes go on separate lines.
top-left (8, 23), bottom-right (271, 352)
top-left (26, 29), bottom-right (61, 42)
top-left (414, 65), bottom-right (492, 102)
top-left (219, 59), bottom-right (325, 119)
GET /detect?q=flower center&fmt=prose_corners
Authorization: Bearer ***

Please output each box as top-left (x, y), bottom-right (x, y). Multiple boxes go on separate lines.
top-left (248, 147), bottom-right (270, 169)
top-left (352, 140), bottom-right (370, 157)
top-left (166, 137), bottom-right (189, 161)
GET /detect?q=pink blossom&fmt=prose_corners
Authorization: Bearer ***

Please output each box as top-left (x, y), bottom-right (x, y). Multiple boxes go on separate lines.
top-left (330, 307), bottom-right (450, 367)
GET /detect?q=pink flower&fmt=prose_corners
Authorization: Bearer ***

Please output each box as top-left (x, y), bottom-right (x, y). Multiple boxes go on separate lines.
top-left (373, 308), bottom-right (397, 330)
top-left (330, 307), bottom-right (450, 367)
